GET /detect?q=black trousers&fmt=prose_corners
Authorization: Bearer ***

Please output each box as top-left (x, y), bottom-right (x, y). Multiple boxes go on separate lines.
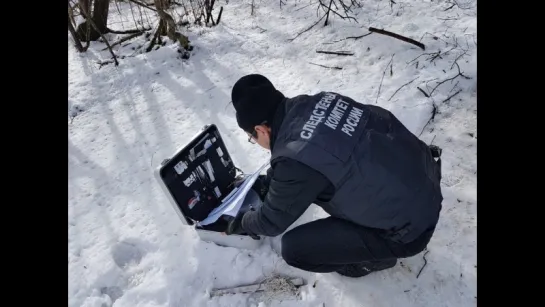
top-left (280, 217), bottom-right (435, 273)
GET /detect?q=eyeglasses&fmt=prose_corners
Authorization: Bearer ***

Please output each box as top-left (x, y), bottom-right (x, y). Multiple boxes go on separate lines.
top-left (247, 120), bottom-right (267, 144)
top-left (248, 130), bottom-right (257, 144)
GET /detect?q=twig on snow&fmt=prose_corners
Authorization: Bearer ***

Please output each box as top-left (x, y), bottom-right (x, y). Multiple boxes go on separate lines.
top-left (451, 49), bottom-right (468, 69)
top-left (323, 32), bottom-right (372, 45)
top-left (423, 78), bottom-right (438, 93)
top-left (369, 27), bottom-right (425, 50)
top-left (417, 250), bottom-right (430, 278)
top-left (388, 77), bottom-right (418, 101)
top-left (376, 54), bottom-right (395, 104)
top-left (417, 87), bottom-right (430, 98)
top-left (288, 14), bottom-right (327, 42)
top-left (442, 89), bottom-right (462, 103)
top-left (108, 27), bottom-right (151, 34)
top-left (419, 32), bottom-right (441, 43)
top-left (390, 0), bottom-right (397, 9)
top-left (430, 62), bottom-right (470, 96)
top-left (309, 62), bottom-right (342, 70)
top-left (418, 103), bottom-right (437, 137)
top-left (295, 1), bottom-right (318, 12)
top-left (319, 0), bottom-right (358, 24)
top-left (102, 31), bottom-right (147, 50)
top-left (316, 50), bottom-right (354, 56)
top-left (98, 59), bottom-right (117, 68)
top-left (444, 3), bottom-right (456, 11)
top-left (448, 81), bottom-right (460, 95)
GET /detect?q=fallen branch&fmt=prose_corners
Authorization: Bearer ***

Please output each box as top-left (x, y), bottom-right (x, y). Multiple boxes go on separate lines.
top-left (429, 62), bottom-right (470, 96)
top-left (444, 3), bottom-right (456, 11)
top-left (324, 32), bottom-right (372, 44)
top-left (451, 49), bottom-right (468, 69)
top-left (98, 59), bottom-right (117, 68)
top-left (369, 27), bottom-right (425, 50)
top-left (417, 250), bottom-right (430, 278)
top-left (418, 103), bottom-right (437, 137)
top-left (417, 87), bottom-right (430, 98)
top-left (388, 77), bottom-right (418, 101)
top-left (376, 54), bottom-right (394, 104)
top-left (107, 27), bottom-right (151, 34)
top-left (309, 62), bottom-right (342, 70)
top-left (442, 89), bottom-right (462, 103)
top-left (102, 31), bottom-right (147, 50)
top-left (210, 277), bottom-right (304, 297)
top-left (448, 81), bottom-right (460, 95)
top-left (316, 50), bottom-right (354, 56)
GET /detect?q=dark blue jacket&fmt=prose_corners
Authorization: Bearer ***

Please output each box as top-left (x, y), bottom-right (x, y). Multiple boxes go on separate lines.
top-left (242, 92), bottom-right (442, 243)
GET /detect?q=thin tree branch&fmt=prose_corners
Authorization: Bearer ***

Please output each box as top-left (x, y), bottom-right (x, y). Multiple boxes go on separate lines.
top-left (101, 31), bottom-right (147, 50)
top-left (388, 77), bottom-right (418, 101)
top-left (288, 13), bottom-right (327, 42)
top-left (108, 27), bottom-right (151, 34)
top-left (309, 62), bottom-right (342, 70)
top-left (323, 32), bottom-right (372, 45)
top-left (316, 50), bottom-right (354, 56)
top-left (418, 104), bottom-right (437, 137)
top-left (417, 250), bottom-right (430, 278)
top-left (442, 89), bottom-right (462, 103)
top-left (417, 87), bottom-right (430, 98)
top-left (369, 27), bottom-right (425, 50)
top-left (376, 54), bottom-right (394, 104)
top-left (430, 62), bottom-right (470, 96)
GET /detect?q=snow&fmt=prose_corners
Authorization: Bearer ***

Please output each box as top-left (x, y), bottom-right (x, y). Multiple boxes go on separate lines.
top-left (68, 1), bottom-right (476, 306)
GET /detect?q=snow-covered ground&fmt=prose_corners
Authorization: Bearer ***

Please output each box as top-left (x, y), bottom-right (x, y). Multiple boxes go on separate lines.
top-left (68, 1), bottom-right (476, 306)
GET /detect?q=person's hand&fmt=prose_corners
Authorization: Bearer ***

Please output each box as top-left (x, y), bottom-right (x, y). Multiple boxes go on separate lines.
top-left (253, 174), bottom-right (269, 200)
top-left (230, 174), bottom-right (249, 188)
top-left (224, 210), bottom-right (260, 240)
top-left (225, 211), bottom-right (245, 235)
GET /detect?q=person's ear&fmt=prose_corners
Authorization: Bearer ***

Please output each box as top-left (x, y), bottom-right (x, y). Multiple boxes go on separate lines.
top-left (254, 125), bottom-right (269, 136)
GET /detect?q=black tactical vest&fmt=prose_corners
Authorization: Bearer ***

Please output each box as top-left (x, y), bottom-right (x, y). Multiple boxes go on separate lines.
top-left (271, 92), bottom-right (443, 243)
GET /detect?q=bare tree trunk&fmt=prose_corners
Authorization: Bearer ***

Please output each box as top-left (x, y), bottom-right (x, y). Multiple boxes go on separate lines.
top-left (92, 0), bottom-right (110, 33)
top-left (153, 0), bottom-right (190, 50)
top-left (79, 0), bottom-right (90, 17)
top-left (68, 13), bottom-right (85, 52)
top-left (76, 0), bottom-right (111, 41)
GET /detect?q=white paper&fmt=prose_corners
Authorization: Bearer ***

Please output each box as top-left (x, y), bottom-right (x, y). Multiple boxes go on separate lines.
top-left (198, 162), bottom-right (269, 226)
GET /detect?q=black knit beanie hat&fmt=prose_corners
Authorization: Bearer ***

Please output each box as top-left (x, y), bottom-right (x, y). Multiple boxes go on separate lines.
top-left (231, 74), bottom-right (285, 133)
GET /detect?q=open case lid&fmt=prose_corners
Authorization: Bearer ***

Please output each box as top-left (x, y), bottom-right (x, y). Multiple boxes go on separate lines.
top-left (154, 124), bottom-right (240, 226)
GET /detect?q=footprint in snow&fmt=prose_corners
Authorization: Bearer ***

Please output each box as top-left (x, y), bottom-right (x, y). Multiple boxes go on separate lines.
top-left (100, 285), bottom-right (124, 305)
top-left (111, 239), bottom-right (148, 269)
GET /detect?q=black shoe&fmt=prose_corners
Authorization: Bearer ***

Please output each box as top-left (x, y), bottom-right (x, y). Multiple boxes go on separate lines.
top-left (336, 259), bottom-right (397, 278)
